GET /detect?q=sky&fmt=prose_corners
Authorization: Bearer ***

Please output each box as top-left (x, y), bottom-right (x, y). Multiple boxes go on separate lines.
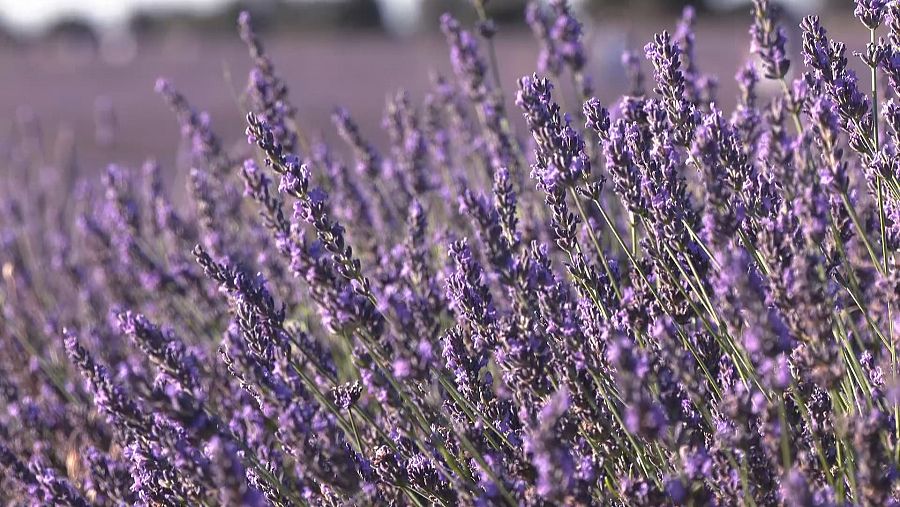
top-left (0, 0), bottom-right (821, 34)
top-left (0, 0), bottom-right (419, 33)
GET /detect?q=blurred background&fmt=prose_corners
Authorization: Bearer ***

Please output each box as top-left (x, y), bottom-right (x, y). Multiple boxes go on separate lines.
top-left (0, 0), bottom-right (863, 177)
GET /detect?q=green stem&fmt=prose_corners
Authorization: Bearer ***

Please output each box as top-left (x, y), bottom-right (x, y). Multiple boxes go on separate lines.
top-left (630, 213), bottom-right (638, 257)
top-left (570, 187), bottom-right (622, 299)
top-left (473, 2), bottom-right (506, 108)
top-left (348, 407), bottom-right (363, 452)
top-left (872, 28), bottom-right (889, 274)
top-left (840, 191), bottom-right (885, 274)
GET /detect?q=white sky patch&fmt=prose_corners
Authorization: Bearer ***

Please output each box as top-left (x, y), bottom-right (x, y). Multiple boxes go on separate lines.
top-left (0, 0), bottom-right (225, 32)
top-left (0, 0), bottom-right (823, 34)
top-left (0, 0), bottom-right (415, 33)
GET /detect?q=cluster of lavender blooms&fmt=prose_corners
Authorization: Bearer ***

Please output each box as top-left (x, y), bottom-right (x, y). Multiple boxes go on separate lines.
top-left (4, 0), bottom-right (900, 504)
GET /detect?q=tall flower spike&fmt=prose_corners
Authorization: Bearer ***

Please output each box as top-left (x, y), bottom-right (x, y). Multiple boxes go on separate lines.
top-left (750, 0), bottom-right (791, 80)
top-left (492, 167), bottom-right (520, 250)
top-left (603, 119), bottom-right (646, 214)
top-left (460, 188), bottom-right (514, 280)
top-left (384, 90), bottom-right (430, 196)
top-left (583, 97), bottom-right (611, 143)
top-left (441, 13), bottom-right (519, 174)
top-left (855, 0), bottom-right (888, 30)
top-left (549, 0), bottom-right (587, 75)
top-left (674, 5), bottom-right (705, 104)
top-left (64, 329), bottom-right (153, 436)
top-left (645, 31), bottom-right (697, 145)
top-left (155, 78), bottom-right (231, 177)
top-left (526, 1), bottom-right (562, 76)
top-left (30, 458), bottom-right (92, 507)
top-left (440, 14), bottom-right (489, 102)
top-left (117, 311), bottom-right (202, 393)
top-left (516, 74), bottom-right (590, 189)
top-left (332, 107), bottom-right (382, 179)
top-left (239, 11), bottom-right (299, 155)
top-left (522, 387), bottom-right (583, 501)
top-left (447, 239), bottom-right (497, 335)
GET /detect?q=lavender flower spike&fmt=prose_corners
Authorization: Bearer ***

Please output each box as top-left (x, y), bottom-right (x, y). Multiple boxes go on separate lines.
top-left (750, 0), bottom-right (791, 80)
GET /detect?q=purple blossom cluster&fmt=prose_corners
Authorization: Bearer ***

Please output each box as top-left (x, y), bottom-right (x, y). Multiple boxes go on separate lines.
top-left (3, 2), bottom-right (900, 505)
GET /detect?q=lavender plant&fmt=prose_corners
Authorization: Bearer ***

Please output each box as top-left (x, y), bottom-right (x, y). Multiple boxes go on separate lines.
top-left (3, 2), bottom-right (900, 505)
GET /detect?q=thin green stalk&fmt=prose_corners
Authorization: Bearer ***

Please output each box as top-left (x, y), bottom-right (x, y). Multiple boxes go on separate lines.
top-left (438, 376), bottom-right (517, 451)
top-left (348, 407), bottom-right (363, 452)
top-left (592, 199), bottom-right (745, 393)
top-left (871, 27), bottom-right (889, 274)
top-left (835, 316), bottom-right (874, 409)
top-left (473, 1), bottom-right (506, 107)
top-left (788, 384), bottom-right (836, 487)
top-left (399, 484), bottom-right (429, 507)
top-left (682, 218), bottom-right (721, 271)
top-left (779, 80), bottom-right (804, 136)
top-left (357, 337), bottom-right (517, 505)
top-left (739, 457), bottom-right (756, 507)
top-left (593, 377), bottom-right (664, 485)
top-left (840, 191), bottom-right (884, 274)
top-left (740, 231), bottom-right (770, 275)
top-left (570, 187), bottom-right (622, 299)
top-left (829, 223), bottom-right (892, 349)
top-left (778, 396), bottom-right (792, 469)
top-left (630, 213), bottom-right (638, 257)
top-left (643, 224), bottom-right (760, 395)
top-left (891, 300), bottom-right (899, 460)
top-left (830, 393), bottom-right (860, 503)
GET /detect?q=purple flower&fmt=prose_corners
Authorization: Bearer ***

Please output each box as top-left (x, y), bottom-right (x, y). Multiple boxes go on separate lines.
top-left (332, 106), bottom-right (382, 178)
top-left (441, 14), bottom-right (489, 102)
top-left (8, 5), bottom-right (900, 505)
top-left (516, 74), bottom-right (590, 188)
top-left (645, 31), bottom-right (697, 145)
top-left (522, 387), bottom-right (582, 501)
top-left (526, 1), bottom-right (562, 76)
top-left (239, 11), bottom-right (299, 155)
top-left (750, 0), bottom-right (791, 79)
top-left (549, 0), bottom-right (586, 75)
top-left (855, 0), bottom-right (888, 30)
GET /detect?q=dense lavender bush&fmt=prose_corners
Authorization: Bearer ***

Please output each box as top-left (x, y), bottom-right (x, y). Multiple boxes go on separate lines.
top-left (4, 0), bottom-right (900, 505)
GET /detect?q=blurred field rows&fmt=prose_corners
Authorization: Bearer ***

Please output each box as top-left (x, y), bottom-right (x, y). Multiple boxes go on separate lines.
top-left (0, 12), bottom-right (859, 189)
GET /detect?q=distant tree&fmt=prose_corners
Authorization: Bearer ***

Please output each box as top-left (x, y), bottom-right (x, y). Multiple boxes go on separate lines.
top-left (421, 0), bottom-right (528, 29)
top-left (337, 0), bottom-right (384, 29)
top-left (0, 21), bottom-right (17, 47)
top-left (127, 0), bottom-right (383, 38)
top-left (421, 0), bottom-right (476, 28)
top-left (583, 0), bottom-right (700, 17)
top-left (129, 10), bottom-right (165, 37)
top-left (45, 18), bottom-right (99, 47)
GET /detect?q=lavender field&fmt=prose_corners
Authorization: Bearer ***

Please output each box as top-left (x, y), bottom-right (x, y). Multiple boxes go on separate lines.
top-left (2, 0), bottom-right (900, 505)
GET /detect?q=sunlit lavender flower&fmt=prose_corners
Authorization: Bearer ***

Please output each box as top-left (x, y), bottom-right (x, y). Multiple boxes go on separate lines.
top-left (440, 14), bottom-right (489, 102)
top-left (517, 74), bottom-right (589, 188)
top-left (155, 78), bottom-right (231, 177)
top-left (855, 0), bottom-right (888, 30)
top-left (750, 0), bottom-right (791, 80)
top-left (332, 107), bottom-right (382, 178)
top-left (645, 31), bottom-right (697, 145)
top-left (239, 11), bottom-right (299, 155)
top-left (7, 4), bottom-right (900, 505)
top-left (526, 1), bottom-right (562, 76)
top-left (549, 0), bottom-right (586, 75)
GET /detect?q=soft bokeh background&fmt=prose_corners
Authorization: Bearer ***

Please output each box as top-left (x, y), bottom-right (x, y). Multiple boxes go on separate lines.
top-left (0, 0), bottom-right (863, 187)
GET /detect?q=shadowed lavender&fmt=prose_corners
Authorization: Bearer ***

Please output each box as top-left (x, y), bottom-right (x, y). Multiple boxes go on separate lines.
top-left (3, 1), bottom-right (900, 505)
